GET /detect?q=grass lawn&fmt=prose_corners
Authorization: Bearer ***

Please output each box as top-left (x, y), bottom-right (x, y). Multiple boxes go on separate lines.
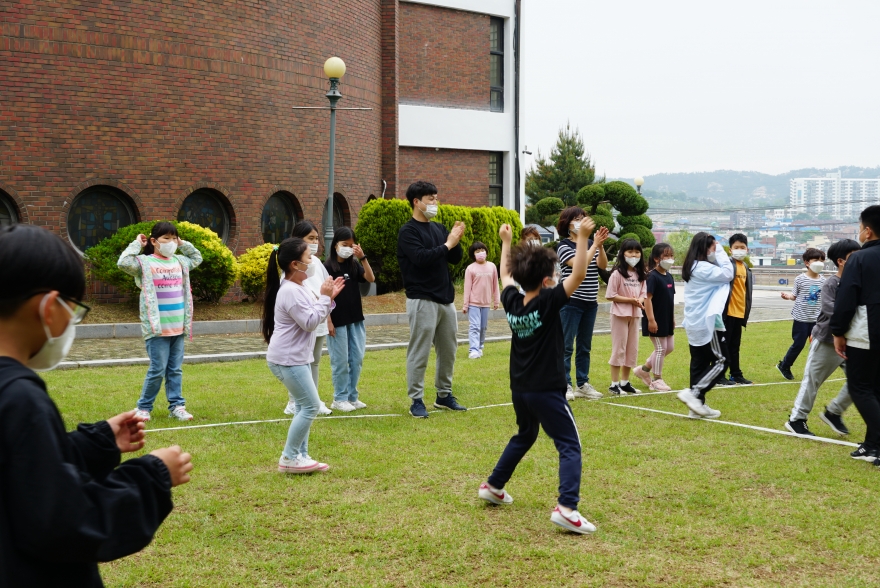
top-left (45, 321), bottom-right (878, 587)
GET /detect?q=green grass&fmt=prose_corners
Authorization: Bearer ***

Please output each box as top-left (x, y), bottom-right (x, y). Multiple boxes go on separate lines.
top-left (44, 321), bottom-right (879, 587)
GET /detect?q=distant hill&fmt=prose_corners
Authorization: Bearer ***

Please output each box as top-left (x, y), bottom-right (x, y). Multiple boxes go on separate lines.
top-left (613, 166), bottom-right (880, 208)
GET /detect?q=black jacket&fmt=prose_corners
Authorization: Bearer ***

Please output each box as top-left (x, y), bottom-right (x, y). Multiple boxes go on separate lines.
top-left (397, 218), bottom-right (463, 304)
top-left (722, 260), bottom-right (754, 325)
top-left (831, 239), bottom-right (880, 350)
top-left (0, 358), bottom-right (173, 587)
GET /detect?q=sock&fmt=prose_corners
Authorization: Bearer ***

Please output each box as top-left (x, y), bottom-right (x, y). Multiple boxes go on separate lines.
top-left (642, 364), bottom-right (651, 372)
top-left (611, 381), bottom-right (619, 387)
top-left (652, 375), bottom-right (661, 380)
top-left (621, 380), bottom-right (629, 386)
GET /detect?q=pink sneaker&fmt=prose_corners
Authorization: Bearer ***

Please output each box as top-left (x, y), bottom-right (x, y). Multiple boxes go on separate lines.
top-left (632, 365), bottom-right (653, 388)
top-left (649, 379), bottom-right (671, 391)
top-left (278, 455), bottom-right (330, 474)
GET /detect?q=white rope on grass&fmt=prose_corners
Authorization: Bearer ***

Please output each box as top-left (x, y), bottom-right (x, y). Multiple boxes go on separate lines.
top-left (147, 412), bottom-right (404, 432)
top-left (592, 377), bottom-right (847, 400)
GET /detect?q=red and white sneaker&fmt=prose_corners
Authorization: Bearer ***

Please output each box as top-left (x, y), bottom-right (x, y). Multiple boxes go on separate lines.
top-left (550, 506), bottom-right (596, 534)
top-left (169, 406), bottom-right (193, 421)
top-left (632, 365), bottom-right (653, 388)
top-left (278, 455), bottom-right (330, 474)
top-left (134, 408), bottom-right (151, 422)
top-left (478, 483), bottom-right (513, 505)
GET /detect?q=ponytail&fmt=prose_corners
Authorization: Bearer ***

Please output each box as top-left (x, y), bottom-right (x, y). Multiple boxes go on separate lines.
top-left (261, 237), bottom-right (309, 344)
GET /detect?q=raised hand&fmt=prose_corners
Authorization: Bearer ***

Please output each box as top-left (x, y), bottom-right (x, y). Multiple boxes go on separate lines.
top-left (330, 276), bottom-right (346, 299)
top-left (106, 410), bottom-right (147, 453)
top-left (319, 277), bottom-right (335, 297)
top-left (580, 216), bottom-right (596, 235)
top-left (499, 223), bottom-right (512, 243)
top-left (352, 244), bottom-right (365, 260)
top-left (137, 234), bottom-right (148, 248)
top-left (594, 226), bottom-right (609, 245)
top-left (150, 445), bottom-right (193, 487)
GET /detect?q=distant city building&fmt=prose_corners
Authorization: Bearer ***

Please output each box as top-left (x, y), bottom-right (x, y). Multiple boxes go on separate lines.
top-left (729, 211), bottom-right (762, 228)
top-left (790, 171), bottom-right (880, 220)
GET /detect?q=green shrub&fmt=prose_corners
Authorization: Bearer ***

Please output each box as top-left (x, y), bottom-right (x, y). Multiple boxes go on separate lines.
top-left (618, 232), bottom-right (641, 245)
top-left (237, 243), bottom-right (276, 301)
top-left (534, 197), bottom-right (565, 217)
top-left (603, 236), bottom-right (619, 258)
top-left (591, 213), bottom-right (615, 235)
top-left (85, 220), bottom-right (238, 303)
top-left (604, 181), bottom-right (649, 216)
top-left (620, 225), bottom-right (656, 249)
top-left (576, 184), bottom-right (605, 213)
top-left (435, 204), bottom-right (476, 280)
top-left (616, 214), bottom-right (653, 230)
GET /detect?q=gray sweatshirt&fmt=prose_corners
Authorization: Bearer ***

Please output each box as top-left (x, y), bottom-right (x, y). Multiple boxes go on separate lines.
top-left (811, 275), bottom-right (839, 344)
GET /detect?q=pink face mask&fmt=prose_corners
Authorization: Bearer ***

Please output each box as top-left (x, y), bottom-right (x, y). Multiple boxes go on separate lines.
top-left (475, 252), bottom-right (487, 262)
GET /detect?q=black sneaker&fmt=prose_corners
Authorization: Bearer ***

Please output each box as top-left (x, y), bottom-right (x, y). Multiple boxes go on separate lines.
top-left (776, 362), bottom-right (794, 381)
top-left (820, 408), bottom-right (850, 436)
top-left (619, 382), bottom-right (639, 394)
top-left (434, 395), bottom-right (467, 411)
top-left (713, 377), bottom-right (735, 387)
top-left (731, 376), bottom-right (753, 385)
top-left (784, 419), bottom-right (815, 436)
top-left (608, 384), bottom-right (623, 395)
top-left (410, 399), bottom-right (429, 418)
top-left (850, 445), bottom-right (879, 462)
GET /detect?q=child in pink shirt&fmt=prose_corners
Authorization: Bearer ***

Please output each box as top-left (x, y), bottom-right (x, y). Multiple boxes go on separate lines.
top-left (463, 241), bottom-right (500, 359)
top-left (605, 239), bottom-right (648, 395)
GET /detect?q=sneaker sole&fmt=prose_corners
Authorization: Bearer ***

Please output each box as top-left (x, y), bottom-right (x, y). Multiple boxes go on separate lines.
top-left (550, 513), bottom-right (596, 534)
top-left (850, 453), bottom-right (877, 462)
top-left (278, 463), bottom-right (330, 474)
top-left (819, 412), bottom-right (849, 436)
top-left (433, 404), bottom-right (466, 411)
top-left (784, 422), bottom-right (815, 436)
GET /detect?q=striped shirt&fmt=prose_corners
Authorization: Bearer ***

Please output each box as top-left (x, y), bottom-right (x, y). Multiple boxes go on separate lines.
top-left (790, 273), bottom-right (825, 323)
top-left (150, 255), bottom-right (185, 336)
top-left (557, 239), bottom-right (600, 306)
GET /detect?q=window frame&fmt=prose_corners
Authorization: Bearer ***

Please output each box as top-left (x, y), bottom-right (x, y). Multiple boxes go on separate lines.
top-left (67, 186), bottom-right (137, 252)
top-left (490, 17), bottom-right (504, 112)
top-left (489, 152), bottom-right (503, 207)
top-left (177, 188), bottom-right (231, 244)
top-left (261, 192), bottom-right (300, 244)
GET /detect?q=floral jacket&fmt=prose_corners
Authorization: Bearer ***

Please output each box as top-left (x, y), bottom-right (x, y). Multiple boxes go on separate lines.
top-left (117, 239), bottom-right (203, 339)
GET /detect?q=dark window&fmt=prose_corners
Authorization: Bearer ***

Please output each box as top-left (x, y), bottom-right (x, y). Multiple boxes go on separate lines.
top-left (0, 191), bottom-right (17, 227)
top-left (322, 193), bottom-right (348, 231)
top-left (489, 152), bottom-right (503, 207)
top-left (490, 17), bottom-right (504, 112)
top-left (178, 188), bottom-right (230, 243)
top-left (68, 186), bottom-right (136, 251)
top-left (262, 192), bottom-right (300, 244)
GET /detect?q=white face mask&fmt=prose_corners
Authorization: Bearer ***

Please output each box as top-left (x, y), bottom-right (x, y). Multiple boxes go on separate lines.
top-left (295, 260), bottom-right (316, 279)
top-left (570, 221), bottom-right (581, 236)
top-left (625, 256), bottom-right (640, 267)
top-left (420, 200), bottom-right (439, 219)
top-left (706, 252), bottom-right (717, 263)
top-left (157, 241), bottom-right (178, 258)
top-left (529, 239), bottom-right (542, 247)
top-left (337, 246), bottom-right (354, 259)
top-left (858, 228), bottom-right (869, 246)
top-left (809, 261), bottom-right (825, 274)
top-left (28, 296), bottom-right (76, 372)
top-left (731, 249), bottom-right (748, 261)
top-left (659, 258), bottom-right (674, 270)
top-left (308, 243), bottom-right (319, 255)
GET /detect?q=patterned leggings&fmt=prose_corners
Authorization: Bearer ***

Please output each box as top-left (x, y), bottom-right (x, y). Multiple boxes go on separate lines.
top-left (643, 335), bottom-right (675, 376)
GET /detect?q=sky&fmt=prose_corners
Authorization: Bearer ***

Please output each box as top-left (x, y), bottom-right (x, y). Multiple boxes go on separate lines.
top-left (521, 0), bottom-right (880, 179)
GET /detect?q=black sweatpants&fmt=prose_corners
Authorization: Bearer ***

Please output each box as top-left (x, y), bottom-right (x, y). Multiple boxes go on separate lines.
top-left (487, 389), bottom-right (582, 509)
top-left (689, 331), bottom-right (727, 402)
top-left (781, 320), bottom-right (816, 370)
top-left (845, 346), bottom-right (880, 450)
top-left (722, 315), bottom-right (746, 378)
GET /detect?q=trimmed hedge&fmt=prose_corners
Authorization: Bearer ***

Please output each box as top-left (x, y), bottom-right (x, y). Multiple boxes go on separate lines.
top-left (237, 243), bottom-right (276, 301)
top-left (85, 220), bottom-right (238, 302)
top-left (576, 184), bottom-right (606, 213)
top-left (604, 181), bottom-right (649, 216)
top-left (616, 214), bottom-right (653, 230)
top-left (355, 200), bottom-right (523, 291)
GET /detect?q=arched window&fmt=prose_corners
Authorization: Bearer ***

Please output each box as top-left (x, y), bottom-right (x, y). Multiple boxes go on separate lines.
top-left (262, 192), bottom-right (301, 244)
top-left (0, 191), bottom-right (18, 227)
top-left (68, 186), bottom-right (136, 251)
top-left (322, 193), bottom-right (349, 230)
top-left (178, 189), bottom-right (230, 243)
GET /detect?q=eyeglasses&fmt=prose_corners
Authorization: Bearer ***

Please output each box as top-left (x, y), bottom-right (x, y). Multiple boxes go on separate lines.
top-left (22, 291), bottom-right (91, 325)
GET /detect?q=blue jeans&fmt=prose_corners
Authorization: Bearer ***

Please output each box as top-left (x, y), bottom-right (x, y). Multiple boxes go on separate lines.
top-left (268, 362), bottom-right (320, 459)
top-left (327, 321), bottom-right (366, 403)
top-left (560, 303), bottom-right (598, 387)
top-left (468, 306), bottom-right (490, 353)
top-left (137, 334), bottom-right (186, 412)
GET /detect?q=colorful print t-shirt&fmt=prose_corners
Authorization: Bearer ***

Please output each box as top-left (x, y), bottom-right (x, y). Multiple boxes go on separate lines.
top-left (150, 254), bottom-right (185, 337)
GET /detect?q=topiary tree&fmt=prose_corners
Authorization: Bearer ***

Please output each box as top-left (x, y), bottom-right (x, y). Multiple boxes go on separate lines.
top-left (85, 220), bottom-right (238, 303)
top-left (236, 243), bottom-right (276, 301)
top-left (615, 214), bottom-right (653, 230)
top-left (604, 181), bottom-right (649, 216)
top-left (576, 184), bottom-right (606, 214)
top-left (624, 224), bottom-right (656, 249)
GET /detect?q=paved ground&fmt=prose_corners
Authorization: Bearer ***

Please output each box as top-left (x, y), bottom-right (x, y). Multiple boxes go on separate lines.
top-left (66, 302), bottom-right (793, 362)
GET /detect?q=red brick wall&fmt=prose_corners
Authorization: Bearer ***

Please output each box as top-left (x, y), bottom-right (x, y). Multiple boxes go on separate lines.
top-left (0, 0), bottom-right (384, 254)
top-left (381, 0), bottom-right (400, 200)
top-left (399, 147), bottom-right (490, 207)
top-left (399, 3), bottom-right (490, 110)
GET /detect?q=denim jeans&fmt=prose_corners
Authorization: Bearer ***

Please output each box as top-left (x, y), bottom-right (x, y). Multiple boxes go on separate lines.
top-left (137, 334), bottom-right (186, 412)
top-left (268, 362), bottom-right (320, 459)
top-left (560, 303), bottom-right (598, 386)
top-left (467, 306), bottom-right (490, 353)
top-left (326, 321), bottom-right (366, 403)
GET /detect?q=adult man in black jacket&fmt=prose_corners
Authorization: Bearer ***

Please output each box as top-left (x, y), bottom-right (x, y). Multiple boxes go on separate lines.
top-left (397, 181), bottom-right (467, 418)
top-left (831, 205), bottom-right (880, 464)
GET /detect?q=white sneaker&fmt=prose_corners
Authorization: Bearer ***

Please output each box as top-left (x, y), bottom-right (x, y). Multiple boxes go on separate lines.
top-left (169, 406), bottom-right (193, 421)
top-left (565, 385), bottom-right (575, 401)
top-left (550, 507), bottom-right (596, 534)
top-left (318, 401), bottom-right (333, 415)
top-left (350, 400), bottom-right (367, 409)
top-left (676, 389), bottom-right (710, 417)
top-left (330, 400), bottom-right (356, 413)
top-left (687, 409), bottom-right (703, 419)
top-left (702, 405), bottom-right (721, 419)
top-left (468, 351), bottom-right (480, 359)
top-left (278, 455), bottom-right (330, 474)
top-left (478, 483), bottom-right (513, 505)
top-left (134, 408), bottom-right (151, 422)
top-left (284, 402), bottom-right (297, 416)
top-left (574, 383), bottom-right (604, 400)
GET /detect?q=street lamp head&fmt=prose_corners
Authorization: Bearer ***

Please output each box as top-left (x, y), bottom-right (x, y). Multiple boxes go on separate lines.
top-left (634, 176), bottom-right (645, 187)
top-left (324, 57), bottom-right (346, 80)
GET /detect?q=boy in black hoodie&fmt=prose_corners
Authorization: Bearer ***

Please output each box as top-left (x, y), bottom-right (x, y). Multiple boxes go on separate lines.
top-left (0, 224), bottom-right (193, 587)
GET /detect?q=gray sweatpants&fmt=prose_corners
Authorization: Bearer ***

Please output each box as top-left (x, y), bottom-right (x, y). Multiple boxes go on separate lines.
top-left (790, 337), bottom-right (853, 421)
top-left (406, 298), bottom-right (458, 400)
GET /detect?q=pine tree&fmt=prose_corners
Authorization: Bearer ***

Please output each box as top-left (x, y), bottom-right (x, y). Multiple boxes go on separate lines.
top-left (525, 123), bottom-right (599, 208)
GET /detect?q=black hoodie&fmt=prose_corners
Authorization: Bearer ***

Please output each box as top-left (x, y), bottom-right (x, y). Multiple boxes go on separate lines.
top-left (0, 357), bottom-right (173, 587)
top-left (831, 239), bottom-right (880, 350)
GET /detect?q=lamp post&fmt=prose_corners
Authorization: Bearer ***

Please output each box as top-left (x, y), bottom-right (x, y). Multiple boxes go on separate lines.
top-left (323, 56), bottom-right (346, 245)
top-left (634, 176), bottom-right (645, 195)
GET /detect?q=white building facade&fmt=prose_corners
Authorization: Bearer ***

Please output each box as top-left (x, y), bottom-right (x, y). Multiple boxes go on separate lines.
top-left (790, 172), bottom-right (880, 220)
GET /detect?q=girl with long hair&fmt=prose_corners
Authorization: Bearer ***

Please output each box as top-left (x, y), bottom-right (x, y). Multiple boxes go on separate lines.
top-left (677, 232), bottom-right (734, 418)
top-left (633, 243), bottom-right (677, 391)
top-left (263, 237), bottom-right (344, 473)
top-left (605, 239), bottom-right (648, 395)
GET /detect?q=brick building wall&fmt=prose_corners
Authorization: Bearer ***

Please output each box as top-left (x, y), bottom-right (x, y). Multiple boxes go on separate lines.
top-left (399, 147), bottom-right (490, 207)
top-left (398, 3), bottom-right (490, 111)
top-left (0, 0), bottom-right (385, 254)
